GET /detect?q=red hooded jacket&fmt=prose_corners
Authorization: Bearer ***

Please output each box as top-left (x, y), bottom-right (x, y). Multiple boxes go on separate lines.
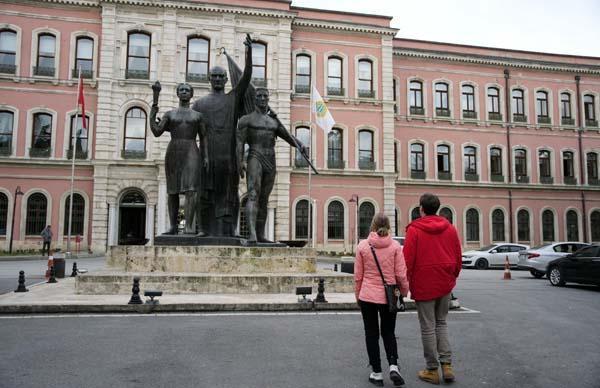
top-left (403, 215), bottom-right (462, 301)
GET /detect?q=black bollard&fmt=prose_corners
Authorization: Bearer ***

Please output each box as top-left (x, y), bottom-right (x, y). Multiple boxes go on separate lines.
top-left (333, 263), bottom-right (338, 272)
top-left (71, 262), bottom-right (78, 277)
top-left (14, 270), bottom-right (29, 292)
top-left (128, 277), bottom-right (143, 305)
top-left (47, 266), bottom-right (57, 283)
top-left (315, 277), bottom-right (327, 303)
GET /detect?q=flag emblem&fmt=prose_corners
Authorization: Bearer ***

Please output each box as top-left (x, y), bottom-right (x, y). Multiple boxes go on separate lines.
top-left (311, 86), bottom-right (335, 133)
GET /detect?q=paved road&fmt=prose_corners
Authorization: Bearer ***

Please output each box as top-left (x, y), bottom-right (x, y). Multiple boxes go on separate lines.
top-left (1, 269), bottom-right (599, 388)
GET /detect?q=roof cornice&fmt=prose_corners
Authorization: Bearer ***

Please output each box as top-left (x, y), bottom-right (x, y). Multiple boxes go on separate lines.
top-left (293, 17), bottom-right (398, 36)
top-left (394, 47), bottom-right (600, 75)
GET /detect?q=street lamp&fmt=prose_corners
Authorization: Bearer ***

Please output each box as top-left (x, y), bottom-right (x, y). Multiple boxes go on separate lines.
top-left (349, 194), bottom-right (359, 253)
top-left (9, 186), bottom-right (24, 254)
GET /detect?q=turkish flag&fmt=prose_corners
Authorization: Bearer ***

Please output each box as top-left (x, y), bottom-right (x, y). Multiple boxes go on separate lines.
top-left (77, 71), bottom-right (86, 129)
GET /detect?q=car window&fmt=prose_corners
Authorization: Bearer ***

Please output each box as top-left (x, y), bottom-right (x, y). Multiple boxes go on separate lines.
top-left (573, 246), bottom-right (599, 258)
top-left (495, 245), bottom-right (510, 253)
top-left (553, 244), bottom-right (568, 253)
top-left (574, 244), bottom-right (588, 252)
top-left (509, 246), bottom-right (526, 252)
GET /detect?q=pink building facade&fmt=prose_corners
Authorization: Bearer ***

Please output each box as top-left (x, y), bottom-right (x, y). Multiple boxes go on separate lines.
top-left (0, 0), bottom-right (598, 253)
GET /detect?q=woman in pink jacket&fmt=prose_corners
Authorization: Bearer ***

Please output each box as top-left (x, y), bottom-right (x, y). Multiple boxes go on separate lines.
top-left (355, 213), bottom-right (410, 387)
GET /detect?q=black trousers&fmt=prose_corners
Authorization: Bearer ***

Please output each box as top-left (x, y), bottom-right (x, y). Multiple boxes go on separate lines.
top-left (42, 241), bottom-right (51, 256)
top-left (359, 300), bottom-right (399, 373)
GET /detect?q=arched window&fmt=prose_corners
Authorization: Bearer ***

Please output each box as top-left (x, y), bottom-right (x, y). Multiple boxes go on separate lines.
top-left (437, 144), bottom-right (450, 178)
top-left (123, 107), bottom-right (147, 157)
top-left (358, 59), bottom-right (373, 98)
top-left (251, 41), bottom-right (267, 86)
top-left (239, 197), bottom-right (249, 239)
top-left (0, 110), bottom-right (14, 155)
top-left (492, 209), bottom-right (505, 241)
top-left (327, 201), bottom-right (344, 239)
top-left (31, 113), bottom-right (52, 157)
top-left (69, 115), bottom-right (89, 159)
top-left (0, 192), bottom-right (7, 235)
top-left (561, 92), bottom-right (572, 124)
top-left (295, 54), bottom-right (311, 94)
top-left (542, 209), bottom-right (555, 241)
top-left (35, 33), bottom-right (55, 76)
top-left (536, 91), bottom-right (549, 123)
top-left (591, 210), bottom-right (600, 242)
top-left (439, 207), bottom-right (453, 224)
top-left (26, 193), bottom-right (47, 235)
top-left (464, 146), bottom-right (477, 176)
top-left (435, 82), bottom-right (450, 116)
top-left (327, 57), bottom-right (343, 96)
top-left (587, 152), bottom-right (598, 183)
top-left (539, 150), bottom-right (551, 180)
top-left (186, 36), bottom-right (209, 82)
top-left (63, 193), bottom-right (85, 235)
top-left (295, 126), bottom-right (310, 168)
top-left (466, 208), bottom-right (479, 242)
top-left (358, 202), bottom-right (375, 239)
top-left (411, 143), bottom-right (425, 174)
top-left (462, 85), bottom-right (476, 118)
top-left (563, 151), bottom-right (575, 181)
top-left (487, 87), bottom-right (501, 120)
top-left (584, 95), bottom-right (596, 126)
top-left (75, 37), bottom-right (94, 78)
top-left (515, 149), bottom-right (527, 180)
top-left (358, 130), bottom-right (374, 170)
top-left (126, 32), bottom-right (150, 79)
top-left (566, 210), bottom-right (578, 241)
top-left (512, 89), bottom-right (525, 121)
top-left (490, 147), bottom-right (503, 178)
top-left (411, 206), bottom-right (420, 221)
top-left (295, 199), bottom-right (312, 239)
top-left (327, 128), bottom-right (343, 169)
top-left (517, 209), bottom-right (530, 241)
top-left (0, 29), bottom-right (17, 74)
top-left (409, 81), bottom-right (423, 114)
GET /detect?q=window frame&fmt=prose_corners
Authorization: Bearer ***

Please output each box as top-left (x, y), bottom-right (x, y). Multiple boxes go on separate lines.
top-left (251, 41), bottom-right (267, 86)
top-left (563, 151), bottom-right (575, 179)
top-left (517, 209), bottom-right (530, 242)
top-left (358, 202), bottom-right (375, 239)
top-left (0, 29), bottom-right (17, 74)
top-left (536, 90), bottom-right (550, 123)
top-left (126, 31), bottom-right (151, 79)
top-left (25, 192), bottom-right (47, 236)
top-left (0, 110), bottom-right (14, 155)
top-left (542, 209), bottom-right (555, 242)
top-left (512, 88), bottom-right (526, 121)
top-left (31, 112), bottom-right (53, 157)
top-left (358, 130), bottom-right (374, 170)
top-left (74, 36), bottom-right (94, 78)
top-left (63, 193), bottom-right (85, 236)
top-left (35, 33), bottom-right (56, 77)
top-left (68, 114), bottom-right (90, 159)
top-left (586, 152), bottom-right (598, 182)
top-left (327, 128), bottom-right (343, 169)
top-left (465, 208), bottom-right (480, 242)
top-left (327, 200), bottom-right (344, 240)
top-left (409, 80), bottom-right (424, 114)
top-left (437, 144), bottom-right (450, 174)
top-left (490, 147), bottom-right (503, 177)
top-left (492, 208), bottom-right (505, 242)
top-left (434, 82), bottom-right (450, 116)
top-left (186, 36), bottom-right (210, 83)
top-left (357, 59), bottom-right (373, 98)
top-left (123, 107), bottom-right (147, 157)
top-left (514, 148), bottom-right (528, 178)
top-left (327, 56), bottom-right (343, 96)
top-left (463, 146), bottom-right (477, 175)
top-left (561, 92), bottom-right (572, 119)
top-left (295, 54), bottom-right (311, 94)
top-left (461, 84), bottom-right (476, 118)
top-left (411, 143), bottom-right (425, 173)
top-left (295, 126), bottom-right (310, 168)
top-left (566, 210), bottom-right (579, 241)
top-left (294, 199), bottom-right (312, 240)
top-left (539, 150), bottom-right (552, 179)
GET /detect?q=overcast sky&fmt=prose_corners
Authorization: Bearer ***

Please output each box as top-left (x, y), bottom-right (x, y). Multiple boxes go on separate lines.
top-left (292, 0), bottom-right (600, 57)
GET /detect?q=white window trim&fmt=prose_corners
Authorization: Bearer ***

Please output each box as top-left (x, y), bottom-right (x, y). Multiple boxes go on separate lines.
top-left (323, 197), bottom-right (348, 246)
top-left (293, 122), bottom-right (315, 167)
top-left (25, 107), bottom-right (58, 159)
top-left (292, 48), bottom-right (316, 94)
top-left (407, 139), bottom-right (428, 179)
top-left (533, 87), bottom-right (553, 126)
top-left (434, 141), bottom-right (455, 180)
top-left (581, 90), bottom-right (600, 128)
top-left (583, 149), bottom-right (600, 184)
top-left (487, 144), bottom-right (507, 183)
top-left (291, 196), bottom-right (315, 241)
top-left (489, 206), bottom-right (508, 243)
top-left (178, 30), bottom-right (216, 82)
top-left (558, 88), bottom-right (576, 128)
top-left (30, 27), bottom-right (60, 81)
top-left (0, 105), bottom-right (18, 157)
top-left (406, 77), bottom-right (428, 117)
top-left (459, 81), bottom-right (479, 120)
top-left (354, 54), bottom-right (379, 100)
top-left (324, 51), bottom-right (349, 99)
top-left (512, 144), bottom-right (531, 183)
top-left (322, 123), bottom-right (348, 170)
top-left (355, 125), bottom-right (379, 171)
top-left (120, 27), bottom-right (159, 80)
top-left (514, 206), bottom-right (533, 244)
top-left (484, 83), bottom-right (505, 122)
top-left (536, 146), bottom-right (555, 184)
top-left (461, 142), bottom-right (481, 181)
top-left (119, 101), bottom-right (152, 161)
top-left (68, 31), bottom-right (99, 81)
top-left (510, 85), bottom-right (529, 124)
top-left (57, 190), bottom-right (90, 245)
top-left (0, 24), bottom-right (22, 77)
top-left (463, 206), bottom-right (482, 243)
top-left (62, 110), bottom-right (94, 160)
top-left (563, 207), bottom-right (582, 242)
top-left (539, 207), bottom-right (558, 243)
top-left (20, 189), bottom-right (52, 238)
top-left (0, 188), bottom-right (13, 240)
top-left (560, 147), bottom-right (579, 185)
top-left (432, 78), bottom-right (454, 119)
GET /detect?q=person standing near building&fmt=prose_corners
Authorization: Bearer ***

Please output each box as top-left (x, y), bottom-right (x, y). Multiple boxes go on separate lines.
top-left (403, 193), bottom-right (462, 384)
top-left (40, 225), bottom-right (52, 256)
top-left (354, 213), bottom-right (409, 387)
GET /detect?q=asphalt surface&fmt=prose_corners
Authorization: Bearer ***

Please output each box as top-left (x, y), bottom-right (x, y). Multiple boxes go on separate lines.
top-left (1, 269), bottom-right (599, 388)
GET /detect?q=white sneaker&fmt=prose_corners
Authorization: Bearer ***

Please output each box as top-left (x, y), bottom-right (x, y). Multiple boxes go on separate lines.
top-left (389, 365), bottom-right (405, 386)
top-left (369, 372), bottom-right (384, 387)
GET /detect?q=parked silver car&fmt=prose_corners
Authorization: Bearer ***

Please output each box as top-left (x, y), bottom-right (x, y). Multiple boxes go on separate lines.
top-left (517, 242), bottom-right (590, 278)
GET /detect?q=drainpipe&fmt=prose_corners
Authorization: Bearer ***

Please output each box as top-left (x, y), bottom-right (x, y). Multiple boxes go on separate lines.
top-left (105, 202), bottom-right (110, 252)
top-left (575, 75), bottom-right (588, 242)
top-left (504, 69), bottom-right (514, 243)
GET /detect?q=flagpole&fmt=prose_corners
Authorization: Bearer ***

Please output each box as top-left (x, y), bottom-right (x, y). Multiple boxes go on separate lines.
top-left (308, 81), bottom-right (314, 249)
top-left (66, 68), bottom-right (80, 257)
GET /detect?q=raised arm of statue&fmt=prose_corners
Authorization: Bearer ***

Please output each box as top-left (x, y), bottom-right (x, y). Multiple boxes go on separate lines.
top-left (150, 81), bottom-right (167, 137)
top-left (236, 117), bottom-right (248, 179)
top-left (235, 34), bottom-right (253, 104)
top-left (271, 109), bottom-right (308, 156)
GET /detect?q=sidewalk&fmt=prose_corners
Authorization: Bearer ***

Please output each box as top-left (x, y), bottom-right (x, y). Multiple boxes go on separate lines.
top-left (0, 252), bottom-right (104, 262)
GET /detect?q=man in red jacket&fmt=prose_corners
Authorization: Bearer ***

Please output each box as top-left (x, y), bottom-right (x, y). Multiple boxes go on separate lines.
top-left (403, 193), bottom-right (462, 385)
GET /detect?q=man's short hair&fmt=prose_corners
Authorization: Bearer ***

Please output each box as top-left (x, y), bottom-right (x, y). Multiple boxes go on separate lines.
top-left (419, 193), bottom-right (440, 215)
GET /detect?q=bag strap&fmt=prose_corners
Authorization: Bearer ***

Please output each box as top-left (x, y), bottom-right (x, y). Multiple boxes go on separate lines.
top-left (369, 243), bottom-right (388, 286)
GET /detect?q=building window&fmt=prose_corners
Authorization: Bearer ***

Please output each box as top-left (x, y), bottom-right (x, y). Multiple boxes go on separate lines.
top-left (517, 209), bottom-right (530, 241)
top-left (295, 54), bottom-right (311, 94)
top-left (466, 208), bottom-right (479, 242)
top-left (587, 152), bottom-right (598, 183)
top-left (68, 115), bottom-right (89, 159)
top-left (435, 82), bottom-right (450, 116)
top-left (539, 150), bottom-right (552, 181)
top-left (251, 41), bottom-right (266, 86)
top-left (0, 192), bottom-right (7, 235)
top-left (584, 95), bottom-right (596, 126)
top-left (0, 29), bottom-right (17, 74)
top-left (74, 37), bottom-right (93, 78)
top-left (566, 210), bottom-right (578, 241)
top-left (358, 202), bottom-right (375, 239)
top-left (327, 200), bottom-right (344, 239)
top-left (492, 209), bottom-right (505, 242)
top-left (439, 207), bottom-right (453, 224)
top-left (536, 91), bottom-right (550, 124)
top-left (295, 199), bottom-right (311, 239)
top-left (186, 37), bottom-right (209, 83)
top-left (327, 57), bottom-right (343, 96)
top-left (126, 32), bottom-right (150, 79)
top-left (0, 110), bottom-right (14, 155)
top-left (327, 128), bottom-right (343, 169)
top-left (464, 146), bottom-right (477, 175)
top-left (357, 59), bottom-right (373, 98)
top-left (490, 147), bottom-right (503, 177)
top-left (515, 149), bottom-right (527, 180)
top-left (35, 33), bottom-right (56, 76)
top-left (542, 209), bottom-right (555, 241)
top-left (487, 87), bottom-right (501, 120)
top-left (26, 193), bottom-right (47, 235)
top-left (563, 151), bottom-right (575, 182)
top-left (409, 81), bottom-right (424, 115)
top-left (462, 85), bottom-right (476, 118)
top-left (31, 113), bottom-right (52, 157)
top-left (512, 89), bottom-right (526, 122)
top-left (393, 78), bottom-right (398, 114)
top-left (394, 142), bottom-right (398, 173)
top-left (591, 210), bottom-right (600, 242)
top-left (411, 207), bottom-right (420, 221)
top-left (561, 92), bottom-right (573, 125)
top-left (63, 193), bottom-right (85, 235)
top-left (437, 144), bottom-right (450, 179)
top-left (123, 107), bottom-right (147, 158)
top-left (358, 130), bottom-right (374, 170)
top-left (295, 126), bottom-right (310, 168)
top-left (411, 143), bottom-right (425, 174)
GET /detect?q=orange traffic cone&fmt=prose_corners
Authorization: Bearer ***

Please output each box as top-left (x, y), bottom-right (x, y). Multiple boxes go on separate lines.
top-left (503, 255), bottom-right (512, 280)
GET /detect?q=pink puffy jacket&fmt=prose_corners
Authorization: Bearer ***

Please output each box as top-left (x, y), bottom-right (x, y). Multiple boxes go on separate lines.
top-left (354, 232), bottom-right (410, 304)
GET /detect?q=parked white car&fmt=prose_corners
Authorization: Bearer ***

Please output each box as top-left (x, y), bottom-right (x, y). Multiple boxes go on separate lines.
top-left (517, 242), bottom-right (590, 278)
top-left (392, 236), bottom-right (405, 247)
top-left (462, 243), bottom-right (529, 269)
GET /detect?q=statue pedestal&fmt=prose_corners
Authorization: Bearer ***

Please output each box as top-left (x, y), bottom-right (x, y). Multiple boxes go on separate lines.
top-left (154, 234), bottom-right (285, 247)
top-left (76, 245), bottom-right (353, 295)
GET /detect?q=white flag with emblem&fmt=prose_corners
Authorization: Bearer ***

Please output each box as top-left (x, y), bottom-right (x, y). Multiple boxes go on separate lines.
top-left (311, 86), bottom-right (335, 133)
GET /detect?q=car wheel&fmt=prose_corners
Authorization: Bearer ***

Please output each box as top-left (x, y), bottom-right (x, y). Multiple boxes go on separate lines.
top-left (548, 266), bottom-right (565, 287)
top-left (475, 258), bottom-right (489, 270)
top-left (530, 269), bottom-right (544, 279)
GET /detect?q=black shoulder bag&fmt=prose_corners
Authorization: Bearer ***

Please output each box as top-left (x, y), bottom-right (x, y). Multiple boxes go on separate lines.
top-left (369, 244), bottom-right (405, 313)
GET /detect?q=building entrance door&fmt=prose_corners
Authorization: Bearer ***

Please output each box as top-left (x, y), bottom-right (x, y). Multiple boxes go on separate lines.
top-left (118, 190), bottom-right (146, 245)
